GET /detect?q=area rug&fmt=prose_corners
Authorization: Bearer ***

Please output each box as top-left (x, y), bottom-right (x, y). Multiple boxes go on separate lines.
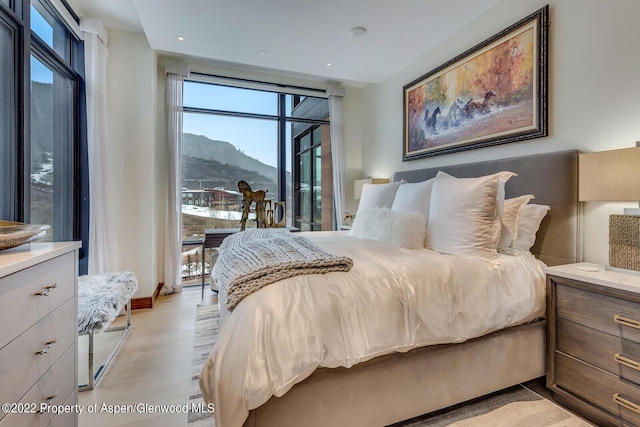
top-left (187, 304), bottom-right (219, 427)
top-left (187, 304), bottom-right (593, 427)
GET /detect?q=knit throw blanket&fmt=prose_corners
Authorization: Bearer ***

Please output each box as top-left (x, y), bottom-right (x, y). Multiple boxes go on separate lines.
top-left (216, 229), bottom-right (353, 309)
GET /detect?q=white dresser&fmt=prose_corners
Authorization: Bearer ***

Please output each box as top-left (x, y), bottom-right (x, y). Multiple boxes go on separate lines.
top-left (0, 242), bottom-right (81, 427)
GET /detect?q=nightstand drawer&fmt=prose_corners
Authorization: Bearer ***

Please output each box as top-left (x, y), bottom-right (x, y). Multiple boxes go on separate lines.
top-left (558, 318), bottom-right (640, 386)
top-left (556, 351), bottom-right (640, 426)
top-left (556, 283), bottom-right (640, 344)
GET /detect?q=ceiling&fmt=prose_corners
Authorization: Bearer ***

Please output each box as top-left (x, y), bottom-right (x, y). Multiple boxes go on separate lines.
top-left (65, 0), bottom-right (502, 86)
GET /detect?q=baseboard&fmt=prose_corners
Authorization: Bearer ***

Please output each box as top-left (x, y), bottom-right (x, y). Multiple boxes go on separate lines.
top-left (130, 282), bottom-right (163, 310)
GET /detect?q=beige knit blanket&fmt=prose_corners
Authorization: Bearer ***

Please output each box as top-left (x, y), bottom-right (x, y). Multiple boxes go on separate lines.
top-left (215, 229), bottom-right (353, 309)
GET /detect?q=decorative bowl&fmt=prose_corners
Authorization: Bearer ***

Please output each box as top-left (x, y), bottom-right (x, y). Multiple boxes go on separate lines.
top-left (0, 221), bottom-right (50, 250)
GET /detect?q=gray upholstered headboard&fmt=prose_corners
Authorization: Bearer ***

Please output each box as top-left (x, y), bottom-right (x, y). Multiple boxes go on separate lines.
top-left (393, 150), bottom-right (579, 266)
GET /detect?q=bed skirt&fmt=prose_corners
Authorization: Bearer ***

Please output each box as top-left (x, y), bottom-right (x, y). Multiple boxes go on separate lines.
top-left (243, 319), bottom-right (546, 427)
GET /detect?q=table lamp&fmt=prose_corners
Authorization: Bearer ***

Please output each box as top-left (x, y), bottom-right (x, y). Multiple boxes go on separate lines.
top-left (579, 147), bottom-right (640, 271)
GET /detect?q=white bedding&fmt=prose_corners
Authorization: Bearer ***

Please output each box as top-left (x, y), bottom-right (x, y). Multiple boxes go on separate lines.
top-left (201, 231), bottom-right (546, 427)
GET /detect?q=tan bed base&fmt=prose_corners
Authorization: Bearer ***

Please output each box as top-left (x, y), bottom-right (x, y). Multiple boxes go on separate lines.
top-left (243, 320), bottom-right (545, 427)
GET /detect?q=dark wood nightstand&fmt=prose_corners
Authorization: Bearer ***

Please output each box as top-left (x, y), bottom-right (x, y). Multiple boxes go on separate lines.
top-left (546, 263), bottom-right (640, 426)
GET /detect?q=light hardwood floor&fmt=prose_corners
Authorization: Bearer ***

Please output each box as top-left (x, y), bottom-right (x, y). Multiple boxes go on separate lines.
top-left (78, 286), bottom-right (217, 426)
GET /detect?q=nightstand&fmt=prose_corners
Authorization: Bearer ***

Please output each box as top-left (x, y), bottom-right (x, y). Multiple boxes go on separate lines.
top-left (546, 263), bottom-right (640, 426)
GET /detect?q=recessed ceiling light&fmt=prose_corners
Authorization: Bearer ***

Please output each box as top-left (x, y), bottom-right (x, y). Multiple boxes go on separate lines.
top-left (258, 50), bottom-right (268, 55)
top-left (326, 62), bottom-right (332, 67)
top-left (349, 26), bottom-right (367, 38)
top-left (177, 36), bottom-right (185, 41)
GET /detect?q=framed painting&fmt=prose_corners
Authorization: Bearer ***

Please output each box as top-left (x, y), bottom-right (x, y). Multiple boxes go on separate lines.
top-left (403, 5), bottom-right (549, 161)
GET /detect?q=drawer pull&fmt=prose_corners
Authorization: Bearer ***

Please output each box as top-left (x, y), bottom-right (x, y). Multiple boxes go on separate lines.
top-left (614, 393), bottom-right (640, 414)
top-left (614, 314), bottom-right (640, 330)
top-left (615, 353), bottom-right (640, 372)
top-left (35, 337), bottom-right (58, 355)
top-left (37, 390), bottom-right (59, 413)
top-left (35, 283), bottom-right (58, 296)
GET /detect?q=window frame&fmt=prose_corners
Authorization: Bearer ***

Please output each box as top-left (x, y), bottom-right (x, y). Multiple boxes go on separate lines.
top-left (1, 0), bottom-right (87, 271)
top-left (0, 6), bottom-right (22, 220)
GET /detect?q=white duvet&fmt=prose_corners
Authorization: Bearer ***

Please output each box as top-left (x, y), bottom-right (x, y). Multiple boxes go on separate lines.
top-left (200, 231), bottom-right (546, 427)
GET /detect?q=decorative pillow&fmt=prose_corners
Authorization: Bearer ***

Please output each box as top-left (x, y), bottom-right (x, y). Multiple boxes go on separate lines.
top-left (498, 195), bottom-right (535, 250)
top-left (348, 208), bottom-right (426, 249)
top-left (425, 170), bottom-right (516, 258)
top-left (391, 178), bottom-right (435, 222)
top-left (513, 204), bottom-right (550, 252)
top-left (356, 181), bottom-right (403, 214)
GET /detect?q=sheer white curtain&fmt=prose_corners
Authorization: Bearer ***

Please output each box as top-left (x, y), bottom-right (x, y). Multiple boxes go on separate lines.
top-left (328, 85), bottom-right (347, 229)
top-left (81, 18), bottom-right (114, 274)
top-left (162, 70), bottom-right (186, 295)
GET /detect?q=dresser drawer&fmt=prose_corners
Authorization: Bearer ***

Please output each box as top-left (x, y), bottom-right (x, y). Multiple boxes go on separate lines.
top-left (0, 346), bottom-right (75, 427)
top-left (0, 252), bottom-right (75, 349)
top-left (556, 283), bottom-right (640, 344)
top-left (48, 389), bottom-right (77, 427)
top-left (0, 299), bottom-right (75, 413)
top-left (558, 318), bottom-right (640, 386)
top-left (556, 351), bottom-right (640, 425)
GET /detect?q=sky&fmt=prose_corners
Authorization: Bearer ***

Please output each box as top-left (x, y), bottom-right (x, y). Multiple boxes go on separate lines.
top-left (30, 5), bottom-right (54, 84)
top-left (183, 82), bottom-right (293, 168)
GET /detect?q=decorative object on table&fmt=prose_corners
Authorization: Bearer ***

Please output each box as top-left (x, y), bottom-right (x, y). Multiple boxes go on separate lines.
top-left (402, 5), bottom-right (548, 161)
top-left (343, 212), bottom-right (355, 226)
top-left (264, 200), bottom-right (286, 228)
top-left (609, 215), bottom-right (640, 271)
top-left (579, 146), bottom-right (640, 271)
top-left (237, 180), bottom-right (268, 231)
top-left (0, 220), bottom-right (50, 250)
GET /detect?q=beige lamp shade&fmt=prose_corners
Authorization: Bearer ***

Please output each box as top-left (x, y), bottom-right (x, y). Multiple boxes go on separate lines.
top-left (354, 178), bottom-right (389, 200)
top-left (579, 147), bottom-right (640, 201)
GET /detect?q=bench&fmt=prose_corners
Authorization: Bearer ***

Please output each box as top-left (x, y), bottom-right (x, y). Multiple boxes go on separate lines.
top-left (77, 272), bottom-right (138, 391)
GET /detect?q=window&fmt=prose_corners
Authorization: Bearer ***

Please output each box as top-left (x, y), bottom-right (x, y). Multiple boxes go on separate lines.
top-left (1, 0), bottom-right (87, 270)
top-left (180, 78), bottom-right (331, 285)
top-left (294, 124), bottom-right (331, 231)
top-left (181, 80), bottom-right (331, 237)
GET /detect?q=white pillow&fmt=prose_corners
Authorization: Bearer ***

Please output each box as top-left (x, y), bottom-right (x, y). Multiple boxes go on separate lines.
top-left (425, 170), bottom-right (516, 258)
top-left (498, 195), bottom-right (534, 250)
top-left (391, 178), bottom-right (435, 222)
top-left (357, 181), bottom-right (403, 213)
top-left (348, 208), bottom-right (426, 249)
top-left (513, 204), bottom-right (550, 252)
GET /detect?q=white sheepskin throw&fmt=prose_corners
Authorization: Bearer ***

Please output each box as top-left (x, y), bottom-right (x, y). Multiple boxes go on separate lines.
top-left (349, 208), bottom-right (427, 249)
top-left (77, 272), bottom-right (138, 335)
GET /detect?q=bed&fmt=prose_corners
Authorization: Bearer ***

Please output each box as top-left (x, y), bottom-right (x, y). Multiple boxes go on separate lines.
top-left (201, 150), bottom-right (580, 427)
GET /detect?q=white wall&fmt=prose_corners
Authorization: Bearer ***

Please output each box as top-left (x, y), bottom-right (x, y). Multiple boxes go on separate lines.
top-left (105, 29), bottom-right (159, 298)
top-left (359, 0), bottom-right (640, 265)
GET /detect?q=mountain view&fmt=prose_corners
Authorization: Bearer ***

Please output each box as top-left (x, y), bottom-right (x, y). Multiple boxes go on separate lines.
top-left (182, 133), bottom-right (278, 193)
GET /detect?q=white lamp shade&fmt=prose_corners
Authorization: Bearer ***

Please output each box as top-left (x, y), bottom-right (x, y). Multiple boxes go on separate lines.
top-left (354, 178), bottom-right (389, 199)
